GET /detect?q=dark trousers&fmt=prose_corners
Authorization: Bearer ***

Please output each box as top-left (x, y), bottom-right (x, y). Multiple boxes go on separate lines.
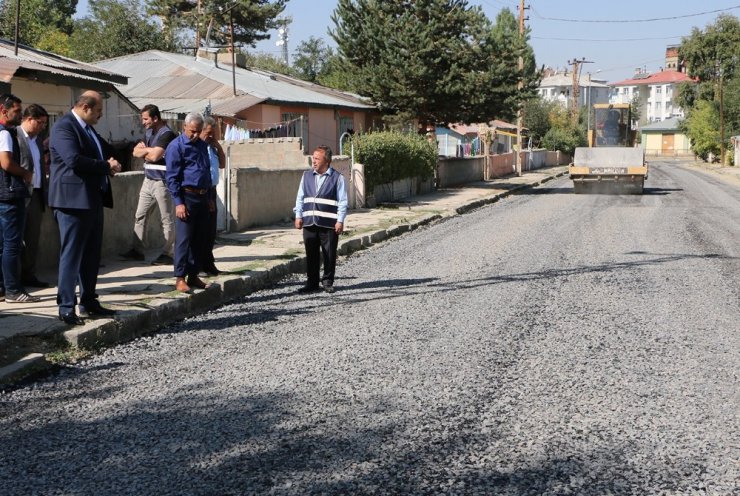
top-left (302, 225), bottom-right (338, 287)
top-left (202, 187), bottom-right (218, 270)
top-left (21, 189), bottom-right (44, 280)
top-left (54, 206), bottom-right (103, 313)
top-left (174, 191), bottom-right (209, 278)
top-left (0, 198), bottom-right (26, 294)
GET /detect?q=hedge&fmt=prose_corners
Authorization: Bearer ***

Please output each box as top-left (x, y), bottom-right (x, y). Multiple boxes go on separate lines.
top-left (353, 131), bottom-right (437, 192)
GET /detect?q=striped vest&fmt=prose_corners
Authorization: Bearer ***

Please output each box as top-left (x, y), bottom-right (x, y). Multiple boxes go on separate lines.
top-left (143, 125), bottom-right (173, 181)
top-left (301, 168), bottom-right (340, 229)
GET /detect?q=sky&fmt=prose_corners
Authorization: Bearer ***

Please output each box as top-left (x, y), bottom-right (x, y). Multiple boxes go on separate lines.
top-left (74, 0), bottom-right (740, 83)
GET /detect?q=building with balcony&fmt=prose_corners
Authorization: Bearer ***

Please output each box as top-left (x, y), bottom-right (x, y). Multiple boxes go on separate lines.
top-left (610, 69), bottom-right (693, 127)
top-left (538, 70), bottom-right (609, 110)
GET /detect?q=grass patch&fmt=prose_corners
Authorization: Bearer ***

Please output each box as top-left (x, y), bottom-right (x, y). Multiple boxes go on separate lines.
top-left (276, 248), bottom-right (303, 259)
top-left (46, 344), bottom-right (92, 365)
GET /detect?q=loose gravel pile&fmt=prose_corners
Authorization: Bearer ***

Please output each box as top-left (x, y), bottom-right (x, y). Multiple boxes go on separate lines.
top-left (1, 162), bottom-right (738, 495)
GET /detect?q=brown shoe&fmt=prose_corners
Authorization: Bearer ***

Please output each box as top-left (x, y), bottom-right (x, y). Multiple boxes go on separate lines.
top-left (175, 277), bottom-right (191, 293)
top-left (186, 276), bottom-right (211, 289)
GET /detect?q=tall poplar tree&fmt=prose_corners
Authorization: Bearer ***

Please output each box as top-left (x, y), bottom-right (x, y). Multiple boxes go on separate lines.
top-left (330, 0), bottom-right (540, 126)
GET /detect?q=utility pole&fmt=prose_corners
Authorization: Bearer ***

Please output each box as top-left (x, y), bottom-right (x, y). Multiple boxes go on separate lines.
top-left (719, 63), bottom-right (725, 165)
top-left (567, 58), bottom-right (592, 123)
top-left (13, 0), bottom-right (20, 55)
top-left (515, 0), bottom-right (529, 177)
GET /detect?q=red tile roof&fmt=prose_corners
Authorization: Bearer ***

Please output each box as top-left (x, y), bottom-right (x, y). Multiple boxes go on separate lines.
top-left (611, 70), bottom-right (693, 86)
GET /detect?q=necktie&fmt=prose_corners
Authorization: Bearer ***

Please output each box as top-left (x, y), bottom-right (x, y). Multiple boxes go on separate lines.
top-left (85, 126), bottom-right (103, 160)
top-left (86, 125), bottom-right (109, 193)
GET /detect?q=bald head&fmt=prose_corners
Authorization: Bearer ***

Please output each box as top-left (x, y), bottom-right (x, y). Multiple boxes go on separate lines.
top-left (74, 90), bottom-right (103, 126)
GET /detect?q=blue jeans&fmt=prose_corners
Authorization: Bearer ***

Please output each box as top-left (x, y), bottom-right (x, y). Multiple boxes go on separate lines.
top-left (0, 198), bottom-right (27, 294)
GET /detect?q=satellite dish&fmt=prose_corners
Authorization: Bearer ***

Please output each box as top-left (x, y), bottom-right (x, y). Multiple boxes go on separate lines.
top-left (276, 40), bottom-right (284, 46)
top-left (278, 28), bottom-right (285, 35)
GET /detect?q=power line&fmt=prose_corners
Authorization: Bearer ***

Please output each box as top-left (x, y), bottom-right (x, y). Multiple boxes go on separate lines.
top-left (531, 4), bottom-right (740, 23)
top-left (533, 35), bottom-right (683, 42)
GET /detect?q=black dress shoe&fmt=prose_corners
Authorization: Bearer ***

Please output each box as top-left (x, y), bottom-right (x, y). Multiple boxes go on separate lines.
top-left (22, 276), bottom-right (50, 288)
top-left (322, 285), bottom-right (335, 293)
top-left (59, 312), bottom-right (84, 326)
top-left (296, 284), bottom-right (321, 294)
top-left (79, 302), bottom-right (116, 317)
top-left (203, 265), bottom-right (221, 276)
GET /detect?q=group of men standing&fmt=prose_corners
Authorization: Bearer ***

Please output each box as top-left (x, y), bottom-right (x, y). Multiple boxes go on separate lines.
top-left (0, 94), bottom-right (50, 304)
top-left (1, 88), bottom-right (347, 326)
top-left (0, 91), bottom-right (227, 325)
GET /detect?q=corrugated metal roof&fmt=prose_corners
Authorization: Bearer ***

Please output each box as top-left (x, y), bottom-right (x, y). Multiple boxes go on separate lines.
top-left (95, 50), bottom-right (376, 116)
top-left (0, 38), bottom-right (126, 84)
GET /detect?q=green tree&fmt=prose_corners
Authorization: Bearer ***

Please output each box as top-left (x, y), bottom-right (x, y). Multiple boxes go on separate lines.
top-left (679, 13), bottom-right (740, 161)
top-left (36, 30), bottom-right (72, 57)
top-left (69, 0), bottom-right (169, 62)
top-left (317, 52), bottom-right (358, 92)
top-left (146, 0), bottom-right (287, 49)
top-left (0, 0), bottom-right (76, 48)
top-left (244, 52), bottom-right (296, 76)
top-left (292, 36), bottom-right (333, 83)
top-left (523, 96), bottom-right (559, 147)
top-left (541, 124), bottom-right (586, 156)
top-left (682, 99), bottom-right (720, 161)
top-left (331, 0), bottom-right (539, 127)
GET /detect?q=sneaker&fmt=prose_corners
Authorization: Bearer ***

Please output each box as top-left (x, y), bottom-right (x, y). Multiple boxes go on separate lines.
top-left (151, 253), bottom-right (174, 266)
top-left (120, 249), bottom-right (145, 261)
top-left (5, 291), bottom-right (41, 303)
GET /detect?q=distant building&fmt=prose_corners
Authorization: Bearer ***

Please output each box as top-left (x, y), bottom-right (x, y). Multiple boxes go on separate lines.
top-left (610, 69), bottom-right (693, 126)
top-left (538, 69), bottom-right (609, 110)
top-left (609, 46), bottom-right (692, 127)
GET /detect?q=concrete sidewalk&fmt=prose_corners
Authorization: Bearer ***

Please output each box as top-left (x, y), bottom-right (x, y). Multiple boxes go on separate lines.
top-left (3, 159), bottom-right (734, 384)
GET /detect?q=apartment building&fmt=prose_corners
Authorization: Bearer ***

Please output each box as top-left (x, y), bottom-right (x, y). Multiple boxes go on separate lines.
top-left (538, 69), bottom-right (610, 110)
top-left (610, 69), bottom-right (692, 126)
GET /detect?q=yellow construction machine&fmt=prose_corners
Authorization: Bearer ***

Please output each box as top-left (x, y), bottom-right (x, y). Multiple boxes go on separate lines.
top-left (569, 103), bottom-right (648, 194)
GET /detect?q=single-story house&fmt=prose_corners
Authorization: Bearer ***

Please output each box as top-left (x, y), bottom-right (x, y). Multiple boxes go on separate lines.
top-left (435, 120), bottom-right (519, 157)
top-left (95, 50), bottom-right (380, 154)
top-left (640, 117), bottom-right (691, 157)
top-left (0, 38), bottom-right (142, 155)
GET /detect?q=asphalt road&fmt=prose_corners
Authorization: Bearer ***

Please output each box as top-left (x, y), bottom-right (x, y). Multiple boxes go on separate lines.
top-left (1, 160), bottom-right (738, 495)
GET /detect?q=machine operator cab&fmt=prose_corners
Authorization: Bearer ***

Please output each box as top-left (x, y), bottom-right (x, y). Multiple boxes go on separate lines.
top-left (591, 104), bottom-right (633, 147)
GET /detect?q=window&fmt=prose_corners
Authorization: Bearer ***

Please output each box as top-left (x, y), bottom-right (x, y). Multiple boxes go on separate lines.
top-left (282, 112), bottom-right (308, 153)
top-left (656, 86), bottom-right (662, 94)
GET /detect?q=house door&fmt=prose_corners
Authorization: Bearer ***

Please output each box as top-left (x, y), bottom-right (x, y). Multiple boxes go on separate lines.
top-left (661, 133), bottom-right (675, 155)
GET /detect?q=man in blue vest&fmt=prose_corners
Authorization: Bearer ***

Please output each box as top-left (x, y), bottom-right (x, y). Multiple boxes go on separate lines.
top-left (294, 145), bottom-right (348, 293)
top-left (120, 104), bottom-right (177, 265)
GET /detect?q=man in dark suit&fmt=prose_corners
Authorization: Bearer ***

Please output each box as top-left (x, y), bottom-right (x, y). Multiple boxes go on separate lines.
top-left (48, 91), bottom-right (122, 325)
top-left (17, 104), bottom-right (50, 288)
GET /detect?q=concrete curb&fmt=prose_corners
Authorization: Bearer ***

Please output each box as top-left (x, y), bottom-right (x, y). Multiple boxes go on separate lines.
top-left (0, 169), bottom-right (564, 386)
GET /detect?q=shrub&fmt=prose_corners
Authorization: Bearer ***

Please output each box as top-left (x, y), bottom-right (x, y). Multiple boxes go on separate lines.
top-left (353, 131), bottom-right (437, 191)
top-left (541, 125), bottom-right (586, 156)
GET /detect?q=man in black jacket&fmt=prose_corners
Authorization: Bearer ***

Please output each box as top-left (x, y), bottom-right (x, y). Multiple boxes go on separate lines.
top-left (0, 93), bottom-right (38, 303)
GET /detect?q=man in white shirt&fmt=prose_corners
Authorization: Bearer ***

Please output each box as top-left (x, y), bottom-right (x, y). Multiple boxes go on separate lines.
top-left (17, 104), bottom-right (50, 288)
